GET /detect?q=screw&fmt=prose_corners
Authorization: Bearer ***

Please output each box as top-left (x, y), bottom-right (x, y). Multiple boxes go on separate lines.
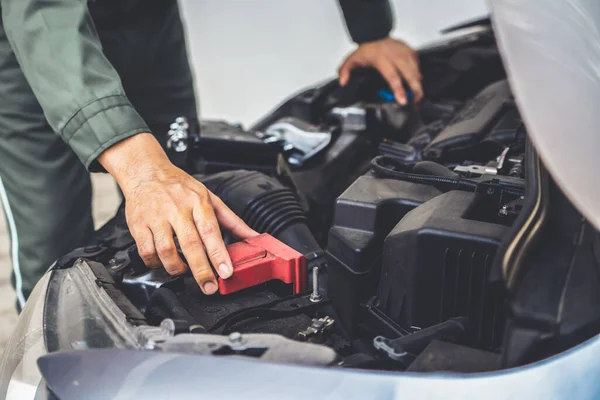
top-left (229, 332), bottom-right (243, 344)
top-left (310, 267), bottom-right (322, 303)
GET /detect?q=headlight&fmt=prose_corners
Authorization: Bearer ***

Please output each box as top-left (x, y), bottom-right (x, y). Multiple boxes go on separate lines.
top-left (0, 271), bottom-right (51, 399)
top-left (0, 258), bottom-right (144, 399)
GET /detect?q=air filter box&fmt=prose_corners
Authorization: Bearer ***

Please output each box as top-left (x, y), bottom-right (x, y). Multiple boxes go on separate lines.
top-left (377, 190), bottom-right (507, 349)
top-left (326, 173), bottom-right (442, 334)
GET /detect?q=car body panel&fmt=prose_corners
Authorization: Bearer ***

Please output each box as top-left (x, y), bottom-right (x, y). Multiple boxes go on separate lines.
top-left (39, 333), bottom-right (600, 400)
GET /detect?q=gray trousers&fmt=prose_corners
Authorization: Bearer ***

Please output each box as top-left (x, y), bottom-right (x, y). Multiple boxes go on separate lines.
top-left (0, 2), bottom-right (197, 307)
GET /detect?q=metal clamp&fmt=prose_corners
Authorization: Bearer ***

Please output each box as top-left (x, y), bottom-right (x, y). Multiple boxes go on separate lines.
top-left (297, 317), bottom-right (335, 341)
top-left (330, 105), bottom-right (367, 132)
top-left (454, 164), bottom-right (498, 176)
top-left (262, 117), bottom-right (333, 167)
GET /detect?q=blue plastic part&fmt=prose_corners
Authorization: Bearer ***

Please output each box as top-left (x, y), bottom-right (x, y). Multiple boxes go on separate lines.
top-left (378, 89), bottom-right (396, 102)
top-left (378, 89), bottom-right (413, 103)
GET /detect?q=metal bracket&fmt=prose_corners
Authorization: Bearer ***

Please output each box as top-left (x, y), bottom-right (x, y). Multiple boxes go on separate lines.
top-left (156, 332), bottom-right (337, 366)
top-left (262, 117), bottom-right (333, 167)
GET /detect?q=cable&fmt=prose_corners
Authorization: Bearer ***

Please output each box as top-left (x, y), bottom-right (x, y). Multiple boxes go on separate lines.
top-left (371, 155), bottom-right (524, 199)
top-left (371, 155), bottom-right (478, 191)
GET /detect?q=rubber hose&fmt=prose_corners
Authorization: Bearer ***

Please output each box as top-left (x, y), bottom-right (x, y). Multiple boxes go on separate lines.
top-left (146, 287), bottom-right (197, 326)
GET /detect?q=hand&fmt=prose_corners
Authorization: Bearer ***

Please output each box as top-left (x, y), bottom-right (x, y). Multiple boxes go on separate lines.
top-left (338, 37), bottom-right (423, 105)
top-left (98, 133), bottom-right (258, 295)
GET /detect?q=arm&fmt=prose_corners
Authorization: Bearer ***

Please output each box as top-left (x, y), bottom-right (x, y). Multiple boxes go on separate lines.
top-left (337, 0), bottom-right (423, 104)
top-left (1, 0), bottom-right (148, 168)
top-left (338, 0), bottom-right (394, 44)
top-left (1, 0), bottom-right (257, 294)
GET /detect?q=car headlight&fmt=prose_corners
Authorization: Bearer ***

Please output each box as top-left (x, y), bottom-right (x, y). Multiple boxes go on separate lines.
top-left (0, 258), bottom-right (147, 399)
top-left (0, 270), bottom-right (51, 399)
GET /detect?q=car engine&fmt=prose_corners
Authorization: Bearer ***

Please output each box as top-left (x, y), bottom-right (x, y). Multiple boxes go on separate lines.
top-left (53, 24), bottom-right (549, 373)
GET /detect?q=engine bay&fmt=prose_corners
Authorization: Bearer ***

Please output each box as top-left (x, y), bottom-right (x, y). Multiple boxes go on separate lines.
top-left (52, 24), bottom-right (558, 373)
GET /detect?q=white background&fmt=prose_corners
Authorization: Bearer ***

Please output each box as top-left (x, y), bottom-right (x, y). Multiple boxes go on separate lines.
top-left (180, 0), bottom-right (489, 126)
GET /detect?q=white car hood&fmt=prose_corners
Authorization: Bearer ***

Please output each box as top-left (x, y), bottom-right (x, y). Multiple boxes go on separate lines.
top-left (492, 1), bottom-right (600, 228)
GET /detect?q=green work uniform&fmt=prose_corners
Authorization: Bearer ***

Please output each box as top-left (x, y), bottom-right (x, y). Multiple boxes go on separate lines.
top-left (0, 0), bottom-right (393, 308)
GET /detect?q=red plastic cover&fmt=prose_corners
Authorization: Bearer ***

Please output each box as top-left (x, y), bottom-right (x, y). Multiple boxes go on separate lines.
top-left (218, 233), bottom-right (307, 295)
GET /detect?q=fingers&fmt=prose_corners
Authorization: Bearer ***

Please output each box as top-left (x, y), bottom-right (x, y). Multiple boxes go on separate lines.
top-left (172, 216), bottom-right (220, 295)
top-left (338, 56), bottom-right (359, 87)
top-left (393, 55), bottom-right (423, 103)
top-left (191, 199), bottom-right (234, 280)
top-left (151, 222), bottom-right (188, 276)
top-left (339, 39), bottom-right (424, 105)
top-left (209, 192), bottom-right (259, 239)
top-left (131, 225), bottom-right (161, 268)
top-left (376, 59), bottom-right (408, 105)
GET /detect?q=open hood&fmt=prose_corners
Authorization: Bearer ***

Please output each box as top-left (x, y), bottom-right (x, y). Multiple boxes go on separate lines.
top-left (492, 1), bottom-right (600, 229)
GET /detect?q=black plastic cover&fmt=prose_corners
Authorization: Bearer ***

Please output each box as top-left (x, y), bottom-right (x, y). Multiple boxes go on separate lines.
top-left (277, 131), bottom-right (373, 243)
top-left (377, 190), bottom-right (507, 349)
top-left (424, 80), bottom-right (512, 161)
top-left (192, 120), bottom-right (279, 174)
top-left (326, 173), bottom-right (442, 333)
top-left (408, 340), bottom-right (500, 373)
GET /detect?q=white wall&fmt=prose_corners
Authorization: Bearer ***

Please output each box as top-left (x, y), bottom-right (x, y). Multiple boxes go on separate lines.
top-left (180, 0), bottom-right (489, 126)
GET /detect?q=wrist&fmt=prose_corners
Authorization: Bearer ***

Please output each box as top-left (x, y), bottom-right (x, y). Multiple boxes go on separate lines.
top-left (98, 133), bottom-right (172, 193)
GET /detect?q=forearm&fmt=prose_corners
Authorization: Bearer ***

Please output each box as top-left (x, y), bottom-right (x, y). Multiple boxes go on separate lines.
top-left (1, 0), bottom-right (149, 170)
top-left (98, 133), bottom-right (171, 193)
top-left (337, 0), bottom-right (394, 44)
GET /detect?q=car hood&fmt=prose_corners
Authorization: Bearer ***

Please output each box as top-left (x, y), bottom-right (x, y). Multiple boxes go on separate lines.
top-left (492, 0), bottom-right (600, 230)
top-left (39, 334), bottom-right (600, 400)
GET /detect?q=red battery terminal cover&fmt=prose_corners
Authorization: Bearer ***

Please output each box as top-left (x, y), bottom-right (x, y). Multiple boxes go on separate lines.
top-left (218, 233), bottom-right (308, 295)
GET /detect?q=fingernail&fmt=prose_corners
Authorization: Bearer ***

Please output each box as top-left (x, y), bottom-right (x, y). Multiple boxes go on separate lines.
top-left (203, 281), bottom-right (218, 295)
top-left (218, 263), bottom-right (233, 278)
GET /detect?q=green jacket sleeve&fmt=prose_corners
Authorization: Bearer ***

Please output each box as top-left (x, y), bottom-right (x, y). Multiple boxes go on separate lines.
top-left (1, 0), bottom-right (149, 170)
top-left (338, 0), bottom-right (394, 44)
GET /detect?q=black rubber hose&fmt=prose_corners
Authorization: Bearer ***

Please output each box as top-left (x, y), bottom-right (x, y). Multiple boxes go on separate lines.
top-left (371, 155), bottom-right (477, 191)
top-left (200, 170), bottom-right (325, 262)
top-left (413, 161), bottom-right (460, 179)
top-left (146, 287), bottom-right (197, 327)
top-left (375, 317), bottom-right (470, 365)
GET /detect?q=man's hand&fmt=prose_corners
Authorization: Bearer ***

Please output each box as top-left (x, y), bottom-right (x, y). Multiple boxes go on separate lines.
top-left (338, 37), bottom-right (423, 105)
top-left (98, 133), bottom-right (258, 295)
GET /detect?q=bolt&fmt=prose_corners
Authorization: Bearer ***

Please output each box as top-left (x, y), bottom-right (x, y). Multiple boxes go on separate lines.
top-left (229, 332), bottom-right (243, 344)
top-left (310, 266), bottom-right (322, 303)
top-left (160, 318), bottom-right (176, 336)
top-left (108, 258), bottom-right (119, 268)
